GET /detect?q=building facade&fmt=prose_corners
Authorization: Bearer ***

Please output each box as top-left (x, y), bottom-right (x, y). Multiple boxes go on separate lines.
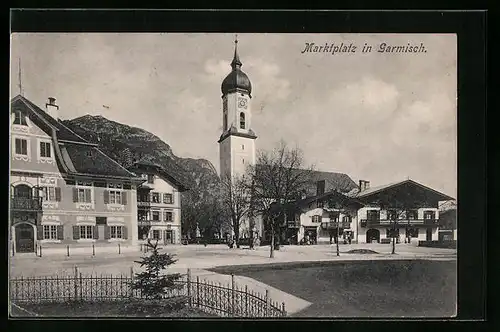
top-left (354, 179), bottom-right (454, 244)
top-left (10, 95), bottom-right (144, 254)
top-left (129, 160), bottom-right (188, 245)
top-left (282, 179), bottom-right (454, 245)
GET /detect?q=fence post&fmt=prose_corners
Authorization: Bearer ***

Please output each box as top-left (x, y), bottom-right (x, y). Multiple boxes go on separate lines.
top-left (118, 243), bottom-right (121, 255)
top-left (129, 266), bottom-right (134, 298)
top-left (265, 289), bottom-right (270, 317)
top-left (92, 244), bottom-right (95, 256)
top-left (12, 242), bottom-right (15, 257)
top-left (196, 276), bottom-right (200, 308)
top-left (79, 272), bottom-right (83, 300)
top-left (39, 245), bottom-right (43, 257)
top-left (35, 243), bottom-right (38, 256)
top-left (67, 245), bottom-right (70, 257)
top-left (74, 266), bottom-right (79, 300)
top-left (245, 285), bottom-right (249, 317)
top-left (231, 274), bottom-right (236, 315)
top-left (281, 302), bottom-right (286, 316)
top-left (187, 268), bottom-right (192, 307)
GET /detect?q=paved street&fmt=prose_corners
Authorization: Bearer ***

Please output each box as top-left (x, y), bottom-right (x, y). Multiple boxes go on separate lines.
top-left (9, 243), bottom-right (456, 316)
top-left (9, 242), bottom-right (456, 277)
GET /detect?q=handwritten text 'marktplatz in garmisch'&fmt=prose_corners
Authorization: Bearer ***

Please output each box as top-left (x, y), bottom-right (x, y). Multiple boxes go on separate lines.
top-left (301, 42), bottom-right (427, 54)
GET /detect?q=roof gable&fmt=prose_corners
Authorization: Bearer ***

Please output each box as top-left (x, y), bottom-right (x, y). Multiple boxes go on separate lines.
top-left (355, 179), bottom-right (455, 207)
top-left (129, 160), bottom-right (189, 191)
top-left (11, 95), bottom-right (90, 144)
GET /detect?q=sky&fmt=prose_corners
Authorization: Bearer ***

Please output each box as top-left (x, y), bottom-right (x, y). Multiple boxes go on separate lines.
top-left (10, 33), bottom-right (457, 198)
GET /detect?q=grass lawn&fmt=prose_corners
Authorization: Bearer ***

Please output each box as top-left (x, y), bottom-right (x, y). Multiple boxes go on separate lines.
top-left (15, 300), bottom-right (215, 318)
top-left (209, 259), bottom-right (456, 317)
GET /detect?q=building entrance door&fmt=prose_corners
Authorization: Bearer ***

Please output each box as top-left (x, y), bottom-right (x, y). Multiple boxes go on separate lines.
top-left (426, 228), bottom-right (433, 241)
top-left (15, 223), bottom-right (35, 253)
top-left (164, 230), bottom-right (173, 244)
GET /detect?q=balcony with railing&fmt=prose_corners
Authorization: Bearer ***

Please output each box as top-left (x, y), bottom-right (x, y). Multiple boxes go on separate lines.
top-left (137, 200), bottom-right (151, 208)
top-left (321, 221), bottom-right (351, 230)
top-left (10, 196), bottom-right (43, 211)
top-left (360, 218), bottom-right (437, 227)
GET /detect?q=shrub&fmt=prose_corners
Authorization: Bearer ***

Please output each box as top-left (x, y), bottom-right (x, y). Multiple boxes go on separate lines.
top-left (130, 239), bottom-right (184, 300)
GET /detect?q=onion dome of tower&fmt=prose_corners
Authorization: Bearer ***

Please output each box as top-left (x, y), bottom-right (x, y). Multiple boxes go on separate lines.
top-left (221, 38), bottom-right (252, 96)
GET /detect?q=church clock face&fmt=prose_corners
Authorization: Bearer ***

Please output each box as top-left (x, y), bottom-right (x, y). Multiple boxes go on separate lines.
top-left (238, 97), bottom-right (248, 109)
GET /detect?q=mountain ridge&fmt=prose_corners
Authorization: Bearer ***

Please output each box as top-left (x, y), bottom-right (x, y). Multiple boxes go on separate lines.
top-left (61, 115), bottom-right (220, 193)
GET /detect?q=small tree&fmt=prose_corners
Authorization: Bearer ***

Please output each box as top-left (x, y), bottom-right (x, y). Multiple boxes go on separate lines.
top-left (130, 239), bottom-right (183, 300)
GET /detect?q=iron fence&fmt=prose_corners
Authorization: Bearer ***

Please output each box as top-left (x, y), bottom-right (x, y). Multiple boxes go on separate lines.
top-left (9, 268), bottom-right (286, 317)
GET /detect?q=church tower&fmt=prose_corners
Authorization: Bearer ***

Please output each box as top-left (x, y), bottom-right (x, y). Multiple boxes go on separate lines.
top-left (218, 37), bottom-right (257, 180)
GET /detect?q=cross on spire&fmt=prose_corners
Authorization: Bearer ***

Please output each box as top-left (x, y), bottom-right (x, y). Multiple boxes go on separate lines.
top-left (231, 34), bottom-right (242, 69)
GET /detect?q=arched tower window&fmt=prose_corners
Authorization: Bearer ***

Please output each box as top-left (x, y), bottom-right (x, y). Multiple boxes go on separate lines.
top-left (223, 112), bottom-right (228, 131)
top-left (240, 112), bottom-right (246, 129)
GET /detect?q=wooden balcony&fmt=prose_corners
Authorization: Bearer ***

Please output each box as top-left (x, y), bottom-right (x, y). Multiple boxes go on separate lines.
top-left (137, 200), bottom-right (151, 208)
top-left (10, 197), bottom-right (43, 211)
top-left (321, 221), bottom-right (351, 230)
top-left (360, 219), bottom-right (438, 227)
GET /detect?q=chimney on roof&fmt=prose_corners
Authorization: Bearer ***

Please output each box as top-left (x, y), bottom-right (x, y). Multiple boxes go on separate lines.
top-left (316, 180), bottom-right (325, 196)
top-left (45, 97), bottom-right (59, 120)
top-left (359, 180), bottom-right (370, 192)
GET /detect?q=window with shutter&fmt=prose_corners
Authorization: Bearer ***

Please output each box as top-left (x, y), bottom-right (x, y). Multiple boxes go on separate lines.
top-left (85, 189), bottom-right (92, 203)
top-left (93, 226), bottom-right (99, 239)
top-left (37, 225), bottom-right (43, 240)
top-left (123, 227), bottom-right (128, 239)
top-left (122, 191), bottom-right (127, 205)
top-left (104, 190), bottom-right (109, 204)
top-left (55, 187), bottom-right (61, 201)
top-left (72, 188), bottom-right (78, 202)
top-left (104, 226), bottom-right (111, 239)
top-left (72, 226), bottom-right (80, 239)
top-left (57, 225), bottom-right (64, 240)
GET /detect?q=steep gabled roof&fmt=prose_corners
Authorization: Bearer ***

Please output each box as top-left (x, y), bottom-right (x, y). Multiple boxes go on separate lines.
top-left (62, 144), bottom-right (139, 178)
top-left (12, 95), bottom-right (90, 144)
top-left (11, 95), bottom-right (142, 181)
top-left (355, 179), bottom-right (455, 201)
top-left (129, 159), bottom-right (189, 191)
top-left (254, 164), bottom-right (358, 194)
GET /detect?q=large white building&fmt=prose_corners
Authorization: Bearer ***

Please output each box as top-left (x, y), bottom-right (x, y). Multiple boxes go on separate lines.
top-left (129, 160), bottom-right (188, 245)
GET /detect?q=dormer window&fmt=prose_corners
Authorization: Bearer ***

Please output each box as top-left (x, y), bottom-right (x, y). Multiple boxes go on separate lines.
top-left (240, 112), bottom-right (245, 129)
top-left (86, 150), bottom-right (93, 157)
top-left (13, 110), bottom-right (27, 126)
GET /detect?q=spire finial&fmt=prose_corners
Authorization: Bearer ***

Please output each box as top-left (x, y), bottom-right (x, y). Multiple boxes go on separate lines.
top-left (18, 58), bottom-right (24, 97)
top-left (231, 34), bottom-right (242, 69)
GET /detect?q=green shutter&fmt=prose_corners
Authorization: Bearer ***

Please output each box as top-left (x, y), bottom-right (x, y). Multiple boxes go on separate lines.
top-left (72, 188), bottom-right (78, 202)
top-left (55, 187), bottom-right (62, 202)
top-left (72, 226), bottom-right (80, 240)
top-left (57, 225), bottom-right (64, 240)
top-left (123, 226), bottom-right (128, 239)
top-left (103, 190), bottom-right (109, 204)
top-left (104, 226), bottom-right (111, 239)
top-left (93, 226), bottom-right (99, 239)
top-left (122, 191), bottom-right (127, 205)
top-left (37, 225), bottom-right (44, 240)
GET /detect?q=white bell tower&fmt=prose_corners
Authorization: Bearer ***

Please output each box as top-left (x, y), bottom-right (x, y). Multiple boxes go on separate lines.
top-left (218, 37), bottom-right (257, 181)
